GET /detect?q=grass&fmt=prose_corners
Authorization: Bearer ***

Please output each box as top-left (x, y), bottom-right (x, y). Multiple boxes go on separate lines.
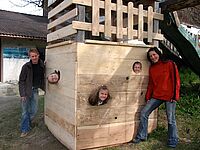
top-left (0, 96), bottom-right (66, 150)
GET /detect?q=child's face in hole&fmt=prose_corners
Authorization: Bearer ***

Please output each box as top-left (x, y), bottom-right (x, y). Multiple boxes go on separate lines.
top-left (47, 73), bottom-right (59, 83)
top-left (98, 89), bottom-right (109, 101)
top-left (133, 64), bottom-right (142, 74)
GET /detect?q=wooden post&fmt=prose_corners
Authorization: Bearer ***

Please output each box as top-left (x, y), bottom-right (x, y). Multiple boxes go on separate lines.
top-left (76, 5), bottom-right (85, 42)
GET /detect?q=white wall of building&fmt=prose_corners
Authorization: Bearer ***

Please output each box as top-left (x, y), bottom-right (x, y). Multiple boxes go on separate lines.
top-left (3, 58), bottom-right (29, 82)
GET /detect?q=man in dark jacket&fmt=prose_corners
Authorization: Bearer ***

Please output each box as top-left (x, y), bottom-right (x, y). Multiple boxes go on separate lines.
top-left (19, 48), bottom-right (45, 137)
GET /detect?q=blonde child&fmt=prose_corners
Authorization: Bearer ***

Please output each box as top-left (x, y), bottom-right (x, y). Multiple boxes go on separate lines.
top-left (88, 85), bottom-right (110, 106)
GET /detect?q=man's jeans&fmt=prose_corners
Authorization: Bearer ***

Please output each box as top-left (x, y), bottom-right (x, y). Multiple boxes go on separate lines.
top-left (136, 98), bottom-right (178, 147)
top-left (20, 88), bottom-right (38, 133)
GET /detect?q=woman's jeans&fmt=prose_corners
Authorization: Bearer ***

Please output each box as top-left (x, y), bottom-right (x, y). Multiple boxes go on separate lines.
top-left (20, 88), bottom-right (38, 133)
top-left (136, 98), bottom-right (178, 146)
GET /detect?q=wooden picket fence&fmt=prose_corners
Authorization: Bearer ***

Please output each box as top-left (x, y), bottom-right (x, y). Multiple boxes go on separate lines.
top-left (47, 0), bottom-right (164, 44)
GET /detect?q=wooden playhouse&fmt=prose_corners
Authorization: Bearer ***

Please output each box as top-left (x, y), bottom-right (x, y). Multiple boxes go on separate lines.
top-left (45, 0), bottom-right (164, 149)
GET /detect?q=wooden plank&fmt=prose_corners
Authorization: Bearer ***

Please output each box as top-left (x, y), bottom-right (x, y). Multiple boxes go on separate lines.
top-left (153, 12), bottom-right (164, 20)
top-left (144, 31), bottom-right (164, 40)
top-left (48, 0), bottom-right (73, 19)
top-left (77, 90), bottom-right (147, 108)
top-left (147, 6), bottom-right (153, 43)
top-left (104, 0), bottom-right (112, 38)
top-left (76, 120), bottom-right (157, 149)
top-left (45, 43), bottom-right (77, 125)
top-left (127, 2), bottom-right (134, 40)
top-left (138, 4), bottom-right (144, 41)
top-left (76, 74), bottom-right (149, 93)
top-left (76, 106), bottom-right (157, 126)
top-left (48, 8), bottom-right (78, 30)
top-left (72, 21), bottom-right (127, 35)
top-left (173, 11), bottom-right (180, 27)
top-left (76, 43), bottom-right (149, 75)
top-left (116, 0), bottom-right (123, 40)
top-left (46, 40), bottom-right (73, 49)
top-left (45, 116), bottom-right (75, 150)
top-left (47, 24), bottom-right (77, 42)
top-left (45, 108), bottom-right (75, 136)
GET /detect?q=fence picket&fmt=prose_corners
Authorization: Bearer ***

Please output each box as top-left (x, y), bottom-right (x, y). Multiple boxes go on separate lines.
top-left (148, 6), bottom-right (153, 42)
top-left (105, 0), bottom-right (112, 39)
top-left (92, 0), bottom-right (100, 36)
top-left (117, 0), bottom-right (123, 40)
top-left (128, 2), bottom-right (134, 40)
top-left (138, 4), bottom-right (144, 41)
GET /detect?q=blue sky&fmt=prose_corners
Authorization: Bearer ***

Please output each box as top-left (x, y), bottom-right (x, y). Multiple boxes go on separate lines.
top-left (0, 0), bottom-right (42, 16)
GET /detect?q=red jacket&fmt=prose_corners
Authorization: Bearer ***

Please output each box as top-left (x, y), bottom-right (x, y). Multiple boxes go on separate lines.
top-left (145, 60), bottom-right (180, 101)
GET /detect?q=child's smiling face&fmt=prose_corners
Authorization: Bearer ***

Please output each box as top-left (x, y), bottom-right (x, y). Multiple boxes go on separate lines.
top-left (133, 64), bottom-right (141, 73)
top-left (98, 89), bottom-right (109, 101)
top-left (47, 73), bottom-right (59, 83)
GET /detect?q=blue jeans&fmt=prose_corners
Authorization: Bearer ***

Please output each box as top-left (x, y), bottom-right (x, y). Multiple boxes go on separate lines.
top-left (136, 98), bottom-right (178, 147)
top-left (20, 88), bottom-right (38, 133)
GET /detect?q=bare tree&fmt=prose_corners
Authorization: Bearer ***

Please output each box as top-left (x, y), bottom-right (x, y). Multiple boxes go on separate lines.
top-left (9, 0), bottom-right (48, 17)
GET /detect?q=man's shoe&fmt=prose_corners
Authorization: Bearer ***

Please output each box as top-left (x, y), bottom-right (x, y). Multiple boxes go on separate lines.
top-left (20, 132), bottom-right (28, 138)
top-left (167, 144), bottom-right (177, 148)
top-left (131, 138), bottom-right (145, 144)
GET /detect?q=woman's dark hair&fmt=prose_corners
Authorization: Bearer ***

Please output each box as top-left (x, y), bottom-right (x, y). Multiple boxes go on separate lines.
top-left (147, 47), bottom-right (163, 64)
top-left (88, 85), bottom-right (110, 106)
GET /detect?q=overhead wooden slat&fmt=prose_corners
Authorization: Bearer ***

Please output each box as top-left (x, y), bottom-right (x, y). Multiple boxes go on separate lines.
top-left (147, 6), bottom-right (153, 43)
top-left (92, 0), bottom-right (100, 36)
top-left (138, 4), bottom-right (144, 41)
top-left (116, 0), bottom-right (123, 39)
top-left (48, 8), bottom-right (78, 30)
top-left (104, 0), bottom-right (112, 38)
top-left (48, 0), bottom-right (73, 19)
top-left (47, 24), bottom-right (77, 42)
top-left (72, 21), bottom-right (164, 40)
top-left (72, 21), bottom-right (128, 35)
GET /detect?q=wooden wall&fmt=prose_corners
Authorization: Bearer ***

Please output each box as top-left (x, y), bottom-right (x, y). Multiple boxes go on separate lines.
top-left (76, 41), bottom-right (157, 149)
top-left (45, 41), bottom-right (157, 150)
top-left (45, 41), bottom-right (77, 150)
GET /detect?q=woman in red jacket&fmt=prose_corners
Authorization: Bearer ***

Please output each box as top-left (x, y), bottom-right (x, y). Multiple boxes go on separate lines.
top-left (131, 47), bottom-right (180, 148)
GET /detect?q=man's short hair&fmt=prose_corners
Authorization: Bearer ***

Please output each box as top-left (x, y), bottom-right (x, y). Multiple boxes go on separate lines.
top-left (28, 48), bottom-right (39, 56)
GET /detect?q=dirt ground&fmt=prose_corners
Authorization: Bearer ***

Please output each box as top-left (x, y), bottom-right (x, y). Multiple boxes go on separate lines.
top-left (0, 95), bottom-right (67, 150)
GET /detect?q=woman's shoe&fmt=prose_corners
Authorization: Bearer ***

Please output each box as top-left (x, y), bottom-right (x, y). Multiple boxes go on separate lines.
top-left (131, 138), bottom-right (145, 144)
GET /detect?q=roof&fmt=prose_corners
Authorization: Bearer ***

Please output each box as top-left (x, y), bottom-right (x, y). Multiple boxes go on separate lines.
top-left (0, 9), bottom-right (48, 40)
